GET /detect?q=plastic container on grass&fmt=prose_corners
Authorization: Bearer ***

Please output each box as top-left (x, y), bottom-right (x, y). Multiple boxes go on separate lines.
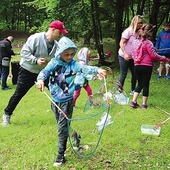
top-left (141, 124), bottom-right (161, 136)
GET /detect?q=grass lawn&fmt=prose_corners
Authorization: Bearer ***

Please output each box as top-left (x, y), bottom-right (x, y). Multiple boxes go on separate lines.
top-left (0, 54), bottom-right (170, 170)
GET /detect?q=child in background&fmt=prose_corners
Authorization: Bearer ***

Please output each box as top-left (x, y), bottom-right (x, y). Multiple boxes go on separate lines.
top-left (73, 47), bottom-right (96, 107)
top-left (36, 37), bottom-right (106, 166)
top-left (155, 21), bottom-right (170, 79)
top-left (130, 23), bottom-right (169, 109)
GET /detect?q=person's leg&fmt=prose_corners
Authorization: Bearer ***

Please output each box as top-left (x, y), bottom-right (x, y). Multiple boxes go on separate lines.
top-left (1, 66), bottom-right (9, 89)
top-left (84, 84), bottom-right (96, 105)
top-left (164, 54), bottom-right (170, 78)
top-left (118, 55), bottom-right (129, 87)
top-left (141, 66), bottom-right (152, 108)
top-left (73, 88), bottom-right (81, 106)
top-left (0, 64), bottom-right (2, 79)
top-left (158, 62), bottom-right (163, 77)
top-left (130, 66), bottom-right (142, 108)
top-left (52, 99), bottom-right (74, 166)
top-left (165, 63), bottom-right (170, 78)
top-left (84, 84), bottom-right (92, 97)
top-left (129, 59), bottom-right (136, 92)
top-left (4, 67), bottom-right (37, 117)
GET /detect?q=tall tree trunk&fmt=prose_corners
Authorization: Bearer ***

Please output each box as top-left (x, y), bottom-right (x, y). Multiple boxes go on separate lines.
top-left (90, 0), bottom-right (105, 65)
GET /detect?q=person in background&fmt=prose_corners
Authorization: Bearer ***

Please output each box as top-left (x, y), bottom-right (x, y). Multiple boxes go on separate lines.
top-left (73, 47), bottom-right (96, 107)
top-left (118, 15), bottom-right (143, 95)
top-left (155, 21), bottom-right (170, 79)
top-left (1, 20), bottom-right (68, 126)
top-left (130, 23), bottom-right (169, 109)
top-left (36, 36), bottom-right (106, 167)
top-left (0, 36), bottom-right (15, 90)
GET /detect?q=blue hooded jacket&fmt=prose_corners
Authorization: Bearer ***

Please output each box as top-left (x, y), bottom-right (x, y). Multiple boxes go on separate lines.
top-left (155, 29), bottom-right (170, 55)
top-left (37, 37), bottom-right (99, 103)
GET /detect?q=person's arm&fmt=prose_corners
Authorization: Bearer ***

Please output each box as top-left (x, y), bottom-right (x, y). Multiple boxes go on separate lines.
top-left (146, 40), bottom-right (169, 62)
top-left (20, 35), bottom-right (47, 66)
top-left (36, 58), bottom-right (56, 91)
top-left (119, 38), bottom-right (131, 60)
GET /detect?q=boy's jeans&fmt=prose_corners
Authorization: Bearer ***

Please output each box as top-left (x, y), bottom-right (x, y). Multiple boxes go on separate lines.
top-left (51, 99), bottom-right (74, 155)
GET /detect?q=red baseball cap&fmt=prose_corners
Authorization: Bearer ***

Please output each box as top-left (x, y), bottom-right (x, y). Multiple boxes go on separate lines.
top-left (49, 20), bottom-right (68, 34)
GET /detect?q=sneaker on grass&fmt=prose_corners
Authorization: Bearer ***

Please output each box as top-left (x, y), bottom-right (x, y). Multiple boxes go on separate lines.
top-left (2, 114), bottom-right (11, 126)
top-left (53, 154), bottom-right (66, 167)
top-left (130, 101), bottom-right (140, 108)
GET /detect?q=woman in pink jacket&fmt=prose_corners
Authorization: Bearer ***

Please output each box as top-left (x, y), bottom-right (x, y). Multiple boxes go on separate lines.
top-left (130, 23), bottom-right (169, 109)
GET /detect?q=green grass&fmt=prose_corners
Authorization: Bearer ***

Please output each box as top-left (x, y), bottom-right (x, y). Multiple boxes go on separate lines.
top-left (0, 56), bottom-right (170, 169)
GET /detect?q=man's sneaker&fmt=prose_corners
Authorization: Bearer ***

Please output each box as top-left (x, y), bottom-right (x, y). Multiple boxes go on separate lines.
top-left (130, 101), bottom-right (140, 108)
top-left (2, 114), bottom-right (11, 126)
top-left (53, 154), bottom-right (66, 167)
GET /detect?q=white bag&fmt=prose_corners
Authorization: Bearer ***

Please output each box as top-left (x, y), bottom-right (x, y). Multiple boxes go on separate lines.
top-left (2, 57), bottom-right (10, 66)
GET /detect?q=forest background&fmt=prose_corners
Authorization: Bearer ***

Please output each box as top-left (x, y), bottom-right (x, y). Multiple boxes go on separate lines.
top-left (0, 0), bottom-right (170, 67)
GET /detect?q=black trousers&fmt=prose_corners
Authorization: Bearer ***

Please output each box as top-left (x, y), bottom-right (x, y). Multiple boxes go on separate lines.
top-left (134, 65), bottom-right (152, 97)
top-left (4, 67), bottom-right (48, 116)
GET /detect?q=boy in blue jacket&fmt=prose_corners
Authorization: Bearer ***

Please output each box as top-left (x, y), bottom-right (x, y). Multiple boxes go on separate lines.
top-left (36, 36), bottom-right (106, 166)
top-left (155, 21), bottom-right (170, 79)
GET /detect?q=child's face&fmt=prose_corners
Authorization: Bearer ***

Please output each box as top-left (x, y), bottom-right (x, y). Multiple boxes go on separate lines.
top-left (164, 26), bottom-right (169, 31)
top-left (60, 48), bottom-right (75, 63)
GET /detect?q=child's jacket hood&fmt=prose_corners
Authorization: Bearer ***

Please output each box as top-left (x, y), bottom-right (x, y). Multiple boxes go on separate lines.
top-left (55, 36), bottom-right (77, 59)
top-left (77, 47), bottom-right (88, 64)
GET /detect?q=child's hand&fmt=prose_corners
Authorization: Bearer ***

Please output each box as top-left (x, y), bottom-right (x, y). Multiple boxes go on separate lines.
top-left (36, 80), bottom-right (44, 92)
top-left (97, 68), bottom-right (107, 78)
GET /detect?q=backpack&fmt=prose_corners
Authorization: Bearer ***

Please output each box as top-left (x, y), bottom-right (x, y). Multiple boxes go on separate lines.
top-left (131, 39), bottom-right (143, 63)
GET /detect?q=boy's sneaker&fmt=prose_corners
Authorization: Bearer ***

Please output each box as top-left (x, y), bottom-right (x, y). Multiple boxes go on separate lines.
top-left (53, 154), bottom-right (66, 167)
top-left (156, 75), bottom-right (162, 79)
top-left (165, 75), bottom-right (170, 79)
top-left (2, 114), bottom-right (11, 126)
top-left (130, 101), bottom-right (140, 108)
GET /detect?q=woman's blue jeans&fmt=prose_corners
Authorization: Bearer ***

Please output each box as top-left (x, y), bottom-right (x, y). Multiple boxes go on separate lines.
top-left (118, 55), bottom-right (136, 91)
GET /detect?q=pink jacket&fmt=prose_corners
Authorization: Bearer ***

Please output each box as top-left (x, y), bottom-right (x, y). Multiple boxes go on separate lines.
top-left (132, 39), bottom-right (169, 66)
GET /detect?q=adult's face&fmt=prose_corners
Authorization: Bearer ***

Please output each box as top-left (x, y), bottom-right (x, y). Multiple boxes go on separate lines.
top-left (136, 18), bottom-right (143, 31)
top-left (52, 28), bottom-right (62, 40)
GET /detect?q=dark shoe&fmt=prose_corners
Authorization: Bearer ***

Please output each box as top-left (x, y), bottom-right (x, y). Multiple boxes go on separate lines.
top-left (142, 104), bottom-right (147, 109)
top-left (165, 75), bottom-right (170, 79)
top-left (156, 75), bottom-right (162, 79)
top-left (53, 154), bottom-right (66, 167)
top-left (130, 101), bottom-right (140, 108)
top-left (116, 81), bottom-right (123, 93)
top-left (90, 101), bottom-right (100, 106)
top-left (2, 86), bottom-right (11, 90)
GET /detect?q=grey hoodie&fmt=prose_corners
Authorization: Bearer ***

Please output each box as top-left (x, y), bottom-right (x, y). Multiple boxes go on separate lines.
top-left (20, 32), bottom-right (58, 74)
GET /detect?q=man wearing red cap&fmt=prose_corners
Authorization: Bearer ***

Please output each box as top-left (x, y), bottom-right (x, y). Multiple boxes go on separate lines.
top-left (2, 20), bottom-right (68, 126)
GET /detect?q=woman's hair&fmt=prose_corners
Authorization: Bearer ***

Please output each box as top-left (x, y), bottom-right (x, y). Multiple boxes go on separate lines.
top-left (129, 15), bottom-right (143, 34)
top-left (138, 23), bottom-right (155, 40)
